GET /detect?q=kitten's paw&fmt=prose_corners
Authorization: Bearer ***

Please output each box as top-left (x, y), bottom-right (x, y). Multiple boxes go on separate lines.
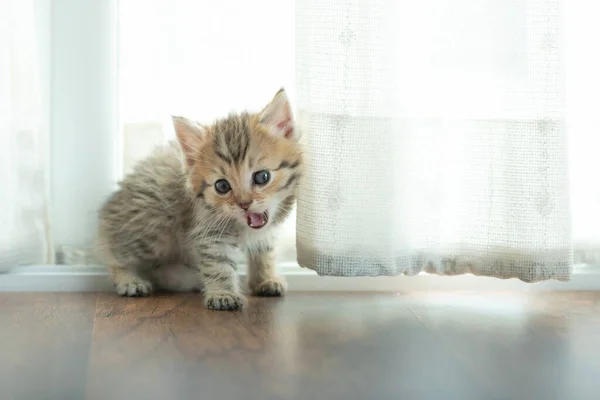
top-left (250, 277), bottom-right (287, 297)
top-left (204, 291), bottom-right (245, 311)
top-left (115, 280), bottom-right (153, 297)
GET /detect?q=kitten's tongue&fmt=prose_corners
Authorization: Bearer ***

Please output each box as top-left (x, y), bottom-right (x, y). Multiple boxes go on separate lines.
top-left (246, 212), bottom-right (268, 229)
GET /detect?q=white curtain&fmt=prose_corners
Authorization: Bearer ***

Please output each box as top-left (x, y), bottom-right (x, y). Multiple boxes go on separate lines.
top-left (295, 0), bottom-right (599, 281)
top-left (0, 0), bottom-right (51, 270)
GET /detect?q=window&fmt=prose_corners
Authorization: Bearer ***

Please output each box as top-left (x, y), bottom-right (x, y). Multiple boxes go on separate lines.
top-left (118, 0), bottom-right (298, 264)
top-left (2, 1), bottom-right (598, 291)
top-left (52, 0), bottom-right (298, 266)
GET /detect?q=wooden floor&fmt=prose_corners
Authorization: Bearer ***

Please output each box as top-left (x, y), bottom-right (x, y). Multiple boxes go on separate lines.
top-left (1, 292), bottom-right (599, 400)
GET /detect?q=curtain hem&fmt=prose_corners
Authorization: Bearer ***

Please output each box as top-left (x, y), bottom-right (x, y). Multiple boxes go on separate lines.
top-left (297, 245), bottom-right (573, 283)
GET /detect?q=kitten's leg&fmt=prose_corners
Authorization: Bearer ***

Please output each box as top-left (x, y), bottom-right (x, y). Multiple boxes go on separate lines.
top-left (109, 264), bottom-right (153, 296)
top-left (247, 248), bottom-right (287, 297)
top-left (195, 245), bottom-right (245, 310)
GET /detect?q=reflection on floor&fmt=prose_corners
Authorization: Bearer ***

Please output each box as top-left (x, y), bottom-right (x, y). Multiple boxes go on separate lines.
top-left (0, 291), bottom-right (599, 399)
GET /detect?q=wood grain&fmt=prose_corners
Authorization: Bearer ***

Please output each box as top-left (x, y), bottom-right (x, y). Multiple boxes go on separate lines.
top-left (0, 293), bottom-right (97, 400)
top-left (231, 294), bottom-right (489, 400)
top-left (85, 293), bottom-right (263, 399)
top-left (409, 292), bottom-right (600, 400)
top-left (1, 291), bottom-right (600, 399)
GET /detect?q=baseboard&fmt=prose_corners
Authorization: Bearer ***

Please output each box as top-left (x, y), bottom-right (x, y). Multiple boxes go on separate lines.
top-left (0, 264), bottom-right (599, 292)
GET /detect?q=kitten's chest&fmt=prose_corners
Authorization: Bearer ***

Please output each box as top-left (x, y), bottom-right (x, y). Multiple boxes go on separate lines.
top-left (237, 227), bottom-right (278, 253)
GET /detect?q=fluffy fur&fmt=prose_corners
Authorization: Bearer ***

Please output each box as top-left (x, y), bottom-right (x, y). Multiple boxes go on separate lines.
top-left (96, 89), bottom-right (303, 310)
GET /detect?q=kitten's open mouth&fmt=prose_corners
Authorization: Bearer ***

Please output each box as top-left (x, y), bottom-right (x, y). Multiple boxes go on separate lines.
top-left (246, 211), bottom-right (269, 229)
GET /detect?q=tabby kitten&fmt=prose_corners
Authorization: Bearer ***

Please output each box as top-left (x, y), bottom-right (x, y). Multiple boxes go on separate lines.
top-left (96, 89), bottom-right (303, 310)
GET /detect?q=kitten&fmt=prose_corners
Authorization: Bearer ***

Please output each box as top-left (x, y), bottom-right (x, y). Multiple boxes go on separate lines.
top-left (96, 89), bottom-right (303, 310)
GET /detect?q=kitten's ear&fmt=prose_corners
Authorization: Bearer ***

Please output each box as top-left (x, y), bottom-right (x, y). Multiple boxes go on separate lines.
top-left (172, 116), bottom-right (206, 168)
top-left (259, 88), bottom-right (298, 141)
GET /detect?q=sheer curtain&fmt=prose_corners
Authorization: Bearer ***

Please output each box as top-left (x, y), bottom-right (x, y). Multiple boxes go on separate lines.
top-left (0, 0), bottom-right (51, 271)
top-left (295, 0), bottom-right (598, 281)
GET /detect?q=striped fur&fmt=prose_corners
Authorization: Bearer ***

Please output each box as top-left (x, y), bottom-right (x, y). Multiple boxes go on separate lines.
top-left (96, 89), bottom-right (303, 310)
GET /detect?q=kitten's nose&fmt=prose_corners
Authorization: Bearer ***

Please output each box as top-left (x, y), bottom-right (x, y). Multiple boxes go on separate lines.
top-left (237, 201), bottom-right (252, 210)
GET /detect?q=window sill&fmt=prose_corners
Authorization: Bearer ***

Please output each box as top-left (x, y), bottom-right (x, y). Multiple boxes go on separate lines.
top-left (0, 263), bottom-right (598, 292)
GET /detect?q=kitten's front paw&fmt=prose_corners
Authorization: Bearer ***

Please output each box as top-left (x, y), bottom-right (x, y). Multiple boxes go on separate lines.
top-left (250, 278), bottom-right (287, 297)
top-left (115, 280), bottom-right (153, 297)
top-left (204, 291), bottom-right (245, 311)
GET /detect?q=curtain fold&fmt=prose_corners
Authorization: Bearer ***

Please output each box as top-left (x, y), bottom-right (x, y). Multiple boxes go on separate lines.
top-left (0, 0), bottom-right (51, 270)
top-left (295, 0), bottom-right (579, 281)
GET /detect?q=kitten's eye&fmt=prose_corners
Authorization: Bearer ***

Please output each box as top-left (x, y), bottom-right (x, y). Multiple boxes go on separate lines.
top-left (253, 170), bottom-right (270, 186)
top-left (214, 179), bottom-right (231, 194)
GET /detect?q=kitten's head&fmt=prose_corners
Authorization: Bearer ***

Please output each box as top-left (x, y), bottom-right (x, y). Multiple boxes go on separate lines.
top-left (173, 89), bottom-right (303, 231)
